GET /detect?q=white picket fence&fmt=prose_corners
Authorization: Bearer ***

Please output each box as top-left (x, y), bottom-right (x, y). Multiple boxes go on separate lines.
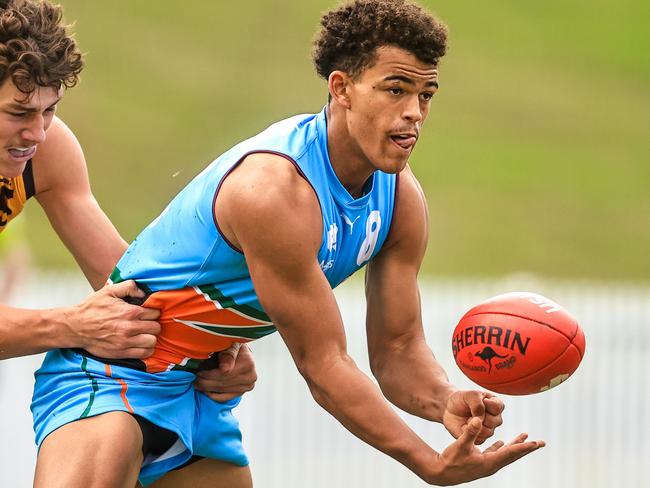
top-left (1, 272), bottom-right (648, 487)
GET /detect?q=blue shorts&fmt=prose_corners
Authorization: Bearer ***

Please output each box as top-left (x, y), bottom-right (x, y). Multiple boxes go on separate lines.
top-left (31, 349), bottom-right (248, 486)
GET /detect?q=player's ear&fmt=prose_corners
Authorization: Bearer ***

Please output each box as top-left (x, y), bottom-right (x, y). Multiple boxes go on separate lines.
top-left (328, 70), bottom-right (352, 109)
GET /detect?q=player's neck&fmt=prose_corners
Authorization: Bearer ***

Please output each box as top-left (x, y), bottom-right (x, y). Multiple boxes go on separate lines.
top-left (326, 104), bottom-right (375, 199)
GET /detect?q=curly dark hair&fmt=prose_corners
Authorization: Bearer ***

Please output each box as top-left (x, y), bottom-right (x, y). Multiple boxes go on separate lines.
top-left (313, 0), bottom-right (448, 80)
top-left (0, 0), bottom-right (83, 98)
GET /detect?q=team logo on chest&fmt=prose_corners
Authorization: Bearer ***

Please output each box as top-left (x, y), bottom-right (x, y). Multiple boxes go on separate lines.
top-left (327, 223), bottom-right (338, 251)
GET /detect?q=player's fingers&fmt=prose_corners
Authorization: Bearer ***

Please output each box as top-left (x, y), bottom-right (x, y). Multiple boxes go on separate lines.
top-left (490, 439), bottom-right (544, 468)
top-left (475, 408), bottom-right (503, 444)
top-left (119, 347), bottom-right (155, 359)
top-left (481, 413), bottom-right (504, 430)
top-left (506, 433), bottom-right (529, 446)
top-left (195, 368), bottom-right (255, 387)
top-left (465, 392), bottom-right (486, 419)
top-left (482, 440), bottom-right (505, 453)
top-left (205, 391), bottom-right (240, 403)
top-left (475, 427), bottom-right (495, 445)
top-left (125, 320), bottom-right (161, 337)
top-left (194, 382), bottom-right (253, 401)
top-left (195, 377), bottom-right (256, 393)
top-left (105, 280), bottom-right (145, 299)
top-left (196, 382), bottom-right (255, 394)
top-left (218, 343), bottom-right (242, 373)
top-left (483, 395), bottom-right (505, 416)
top-left (483, 393), bottom-right (506, 415)
top-left (135, 307), bottom-right (161, 321)
top-left (121, 333), bottom-right (158, 350)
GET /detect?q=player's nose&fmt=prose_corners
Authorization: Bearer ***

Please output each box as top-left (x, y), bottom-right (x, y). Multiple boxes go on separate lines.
top-left (21, 115), bottom-right (47, 144)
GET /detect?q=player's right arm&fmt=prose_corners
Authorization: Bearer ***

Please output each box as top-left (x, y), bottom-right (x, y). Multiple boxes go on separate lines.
top-left (216, 153), bottom-right (539, 485)
top-left (0, 117), bottom-right (160, 360)
top-left (0, 280), bottom-right (160, 360)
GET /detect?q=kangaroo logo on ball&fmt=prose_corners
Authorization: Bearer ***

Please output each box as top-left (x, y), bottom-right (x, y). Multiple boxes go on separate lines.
top-left (475, 347), bottom-right (509, 374)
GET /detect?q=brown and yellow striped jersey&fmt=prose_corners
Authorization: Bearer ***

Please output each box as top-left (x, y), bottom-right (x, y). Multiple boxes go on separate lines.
top-left (0, 160), bottom-right (34, 234)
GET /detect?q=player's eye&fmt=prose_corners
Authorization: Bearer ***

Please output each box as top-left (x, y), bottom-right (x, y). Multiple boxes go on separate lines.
top-left (8, 112), bottom-right (27, 117)
top-left (389, 87), bottom-right (403, 96)
top-left (420, 92), bottom-right (434, 102)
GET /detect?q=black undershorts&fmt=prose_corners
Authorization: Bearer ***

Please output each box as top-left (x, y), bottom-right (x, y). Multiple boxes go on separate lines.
top-left (133, 415), bottom-right (204, 471)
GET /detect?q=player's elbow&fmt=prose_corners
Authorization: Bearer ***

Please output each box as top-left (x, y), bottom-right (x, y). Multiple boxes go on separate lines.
top-left (296, 352), bottom-right (355, 405)
top-left (368, 344), bottom-right (401, 386)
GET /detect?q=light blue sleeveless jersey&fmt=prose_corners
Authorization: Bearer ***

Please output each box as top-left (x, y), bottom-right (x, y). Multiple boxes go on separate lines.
top-left (110, 106), bottom-right (398, 372)
top-left (117, 105), bottom-right (396, 309)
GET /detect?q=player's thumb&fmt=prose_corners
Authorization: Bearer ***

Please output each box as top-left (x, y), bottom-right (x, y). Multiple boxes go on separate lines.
top-left (459, 417), bottom-right (483, 448)
top-left (108, 280), bottom-right (145, 299)
top-left (218, 343), bottom-right (242, 373)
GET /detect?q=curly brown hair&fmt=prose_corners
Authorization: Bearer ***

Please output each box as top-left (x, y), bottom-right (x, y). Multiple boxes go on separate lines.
top-left (0, 0), bottom-right (83, 98)
top-left (313, 0), bottom-right (448, 80)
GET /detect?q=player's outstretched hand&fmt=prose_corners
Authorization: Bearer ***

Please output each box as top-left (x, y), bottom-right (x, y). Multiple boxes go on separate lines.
top-left (426, 417), bottom-right (544, 486)
top-left (195, 343), bottom-right (257, 402)
top-left (69, 280), bottom-right (160, 359)
top-left (442, 390), bottom-right (505, 444)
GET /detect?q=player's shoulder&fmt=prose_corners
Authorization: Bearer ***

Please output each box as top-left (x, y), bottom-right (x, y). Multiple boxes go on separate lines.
top-left (31, 116), bottom-right (86, 195)
top-left (380, 165), bottom-right (428, 252)
top-left (393, 165), bottom-right (428, 230)
top-left (223, 151), bottom-right (318, 211)
top-left (215, 151), bottom-right (322, 249)
top-left (34, 116), bottom-right (82, 163)
top-left (397, 165), bottom-right (427, 208)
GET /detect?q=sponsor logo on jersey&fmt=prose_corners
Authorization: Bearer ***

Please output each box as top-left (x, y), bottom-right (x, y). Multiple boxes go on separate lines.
top-left (327, 223), bottom-right (338, 252)
top-left (320, 259), bottom-right (334, 271)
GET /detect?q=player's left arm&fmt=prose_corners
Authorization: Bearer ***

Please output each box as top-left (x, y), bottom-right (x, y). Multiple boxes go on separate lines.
top-left (33, 116), bottom-right (127, 290)
top-left (365, 167), bottom-right (503, 444)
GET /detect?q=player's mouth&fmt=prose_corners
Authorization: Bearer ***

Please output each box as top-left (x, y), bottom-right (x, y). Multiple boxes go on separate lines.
top-left (389, 132), bottom-right (417, 152)
top-left (7, 145), bottom-right (37, 162)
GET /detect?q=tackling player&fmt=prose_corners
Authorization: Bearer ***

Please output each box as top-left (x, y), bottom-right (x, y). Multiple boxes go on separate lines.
top-left (32, 1), bottom-right (545, 487)
top-left (0, 0), bottom-right (257, 480)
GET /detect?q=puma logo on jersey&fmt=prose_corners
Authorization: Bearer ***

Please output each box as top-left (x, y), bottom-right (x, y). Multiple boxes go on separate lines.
top-left (341, 214), bottom-right (360, 234)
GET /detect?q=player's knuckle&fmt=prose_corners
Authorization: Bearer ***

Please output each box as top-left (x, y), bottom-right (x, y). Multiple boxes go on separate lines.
top-left (141, 348), bottom-right (154, 358)
top-left (145, 321), bottom-right (161, 334)
top-left (111, 336), bottom-right (126, 350)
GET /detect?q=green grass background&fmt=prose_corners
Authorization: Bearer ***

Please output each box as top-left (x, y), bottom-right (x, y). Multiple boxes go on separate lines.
top-left (22, 0), bottom-right (650, 280)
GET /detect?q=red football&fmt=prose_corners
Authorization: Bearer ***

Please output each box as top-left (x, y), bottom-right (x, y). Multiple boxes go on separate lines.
top-left (452, 292), bottom-right (585, 395)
